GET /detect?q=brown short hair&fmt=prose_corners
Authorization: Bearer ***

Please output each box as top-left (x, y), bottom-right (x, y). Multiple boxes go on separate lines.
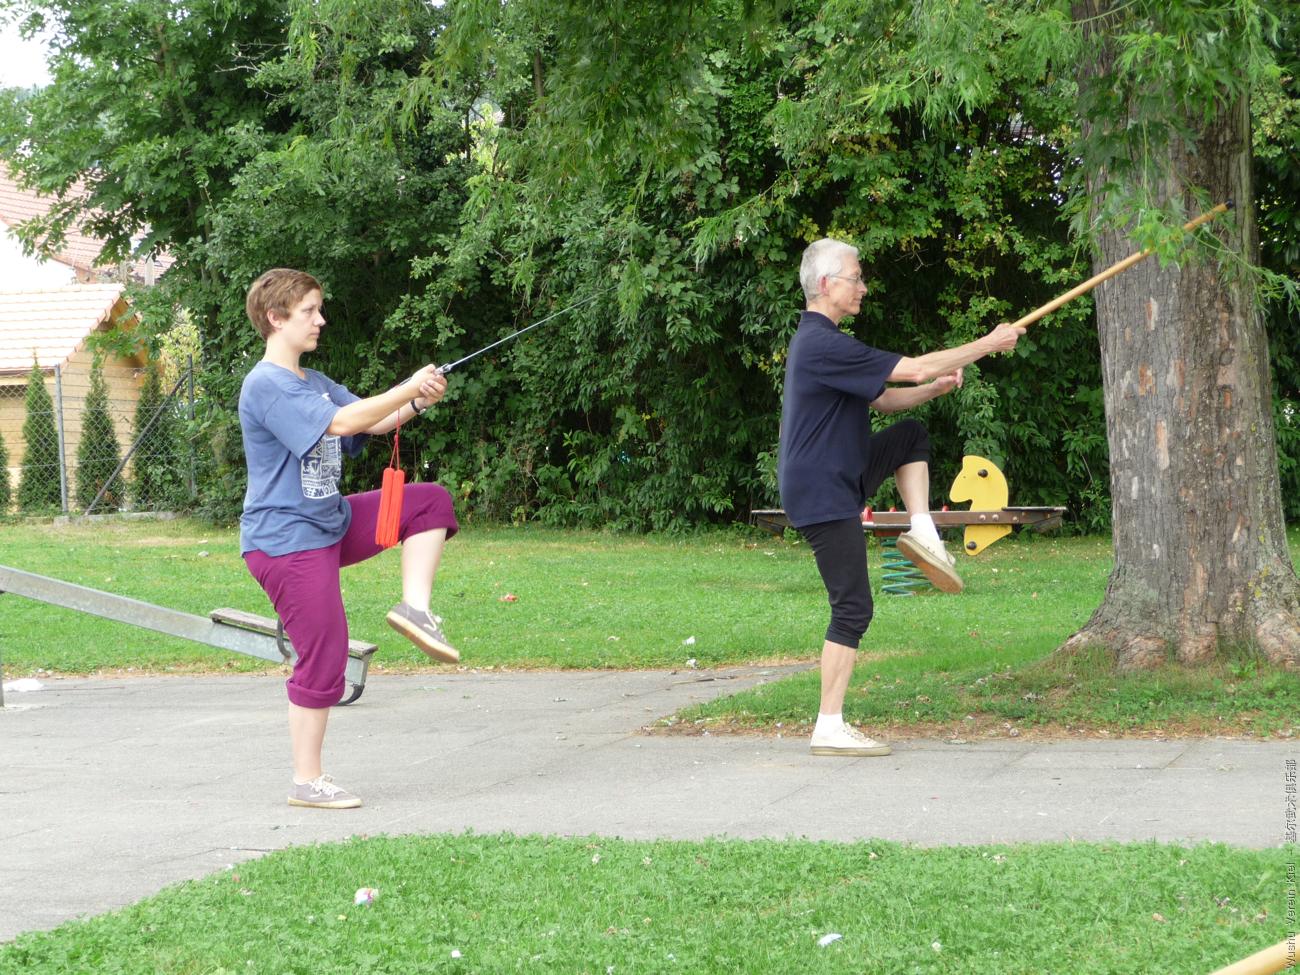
top-left (245, 268), bottom-right (323, 339)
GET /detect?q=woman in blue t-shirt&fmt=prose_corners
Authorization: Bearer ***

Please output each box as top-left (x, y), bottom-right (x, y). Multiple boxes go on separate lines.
top-left (239, 268), bottom-right (459, 809)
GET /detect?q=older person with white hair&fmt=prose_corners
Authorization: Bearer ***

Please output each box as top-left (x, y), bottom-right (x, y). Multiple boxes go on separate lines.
top-left (779, 237), bottom-right (1025, 757)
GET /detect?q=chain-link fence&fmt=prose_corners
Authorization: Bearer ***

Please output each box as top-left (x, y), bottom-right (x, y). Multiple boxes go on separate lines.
top-left (0, 360), bottom-right (196, 518)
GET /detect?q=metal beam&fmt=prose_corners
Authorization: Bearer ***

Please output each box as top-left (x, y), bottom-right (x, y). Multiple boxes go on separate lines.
top-left (0, 564), bottom-right (372, 703)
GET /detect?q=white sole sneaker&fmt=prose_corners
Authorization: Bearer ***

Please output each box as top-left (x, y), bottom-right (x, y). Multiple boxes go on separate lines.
top-left (810, 741), bottom-right (892, 757)
top-left (895, 532), bottom-right (964, 594)
top-left (809, 728), bottom-right (893, 756)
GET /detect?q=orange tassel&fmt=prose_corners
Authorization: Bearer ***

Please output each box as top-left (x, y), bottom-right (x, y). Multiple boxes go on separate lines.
top-left (375, 425), bottom-right (405, 549)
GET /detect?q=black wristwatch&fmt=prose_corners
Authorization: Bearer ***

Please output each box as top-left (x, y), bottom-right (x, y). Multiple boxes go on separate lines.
top-left (410, 398), bottom-right (427, 416)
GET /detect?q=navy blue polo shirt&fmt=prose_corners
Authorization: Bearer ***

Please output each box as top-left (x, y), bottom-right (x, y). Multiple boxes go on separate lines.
top-left (777, 311), bottom-right (902, 527)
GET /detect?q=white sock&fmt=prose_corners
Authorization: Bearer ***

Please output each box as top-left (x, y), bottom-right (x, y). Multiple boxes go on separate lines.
top-left (909, 512), bottom-right (941, 545)
top-left (815, 713), bottom-right (844, 734)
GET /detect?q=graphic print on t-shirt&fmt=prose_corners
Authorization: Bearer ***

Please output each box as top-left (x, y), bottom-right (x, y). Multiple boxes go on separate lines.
top-left (301, 435), bottom-right (341, 499)
top-left (300, 393), bottom-right (342, 499)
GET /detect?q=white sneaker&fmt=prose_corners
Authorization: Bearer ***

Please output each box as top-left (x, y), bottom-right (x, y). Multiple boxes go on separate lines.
top-left (809, 723), bottom-right (892, 757)
top-left (895, 531), bottom-right (964, 594)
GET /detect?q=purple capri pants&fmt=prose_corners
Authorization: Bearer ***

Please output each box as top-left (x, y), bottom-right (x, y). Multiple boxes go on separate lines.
top-left (244, 483), bottom-right (458, 708)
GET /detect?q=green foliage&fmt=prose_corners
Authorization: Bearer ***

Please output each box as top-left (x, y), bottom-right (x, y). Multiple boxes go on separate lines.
top-left (3, 0), bottom-right (1297, 531)
top-left (17, 360), bottom-right (60, 512)
top-left (1256, 5), bottom-right (1300, 521)
top-left (420, 0), bottom-right (1108, 528)
top-left (0, 0), bottom-right (289, 272)
top-left (0, 428), bottom-right (10, 513)
top-left (75, 356), bottom-right (123, 512)
top-left (1070, 0), bottom-right (1275, 254)
top-left (130, 360), bottom-right (186, 510)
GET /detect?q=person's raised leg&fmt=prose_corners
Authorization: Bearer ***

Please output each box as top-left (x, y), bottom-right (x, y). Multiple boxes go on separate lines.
top-left (399, 526), bottom-right (447, 612)
top-left (895, 459), bottom-right (932, 523)
top-left (870, 422), bottom-right (962, 593)
top-left (340, 484), bottom-right (461, 663)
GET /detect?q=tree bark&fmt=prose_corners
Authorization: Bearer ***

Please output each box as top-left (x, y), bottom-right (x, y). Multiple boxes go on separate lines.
top-left (1064, 1), bottom-right (1300, 669)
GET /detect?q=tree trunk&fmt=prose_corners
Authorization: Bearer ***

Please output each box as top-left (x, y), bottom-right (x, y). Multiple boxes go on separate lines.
top-left (1064, 2), bottom-right (1300, 669)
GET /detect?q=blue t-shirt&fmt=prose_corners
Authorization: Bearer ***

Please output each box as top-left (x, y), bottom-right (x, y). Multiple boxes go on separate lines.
top-left (777, 311), bottom-right (902, 527)
top-left (238, 362), bottom-right (370, 556)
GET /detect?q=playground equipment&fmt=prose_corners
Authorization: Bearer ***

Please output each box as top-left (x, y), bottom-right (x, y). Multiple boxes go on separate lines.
top-left (751, 455), bottom-right (1065, 592)
top-left (0, 564), bottom-right (375, 708)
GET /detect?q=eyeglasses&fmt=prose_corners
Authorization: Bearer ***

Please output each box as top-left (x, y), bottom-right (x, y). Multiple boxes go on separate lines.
top-left (829, 273), bottom-right (866, 285)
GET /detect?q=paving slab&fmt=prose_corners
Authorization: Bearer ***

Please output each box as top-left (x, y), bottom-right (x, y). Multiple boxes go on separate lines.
top-left (0, 669), bottom-right (1295, 943)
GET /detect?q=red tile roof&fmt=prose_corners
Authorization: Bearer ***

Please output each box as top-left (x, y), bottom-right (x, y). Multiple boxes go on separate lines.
top-left (0, 284), bottom-right (129, 375)
top-left (0, 168), bottom-right (173, 283)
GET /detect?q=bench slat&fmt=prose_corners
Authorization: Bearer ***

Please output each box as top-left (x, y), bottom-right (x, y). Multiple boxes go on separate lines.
top-left (210, 607), bottom-right (377, 656)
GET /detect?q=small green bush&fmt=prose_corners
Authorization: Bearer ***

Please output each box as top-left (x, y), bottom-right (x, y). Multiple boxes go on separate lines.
top-left (18, 360), bottom-right (61, 512)
top-left (75, 357), bottom-right (124, 513)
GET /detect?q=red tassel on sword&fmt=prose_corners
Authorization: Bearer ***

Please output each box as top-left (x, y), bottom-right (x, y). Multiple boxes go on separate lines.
top-left (375, 422), bottom-right (404, 549)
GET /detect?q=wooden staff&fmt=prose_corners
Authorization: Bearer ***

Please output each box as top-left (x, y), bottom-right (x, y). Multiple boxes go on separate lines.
top-left (1008, 200), bottom-right (1234, 330)
top-left (1207, 938), bottom-right (1296, 975)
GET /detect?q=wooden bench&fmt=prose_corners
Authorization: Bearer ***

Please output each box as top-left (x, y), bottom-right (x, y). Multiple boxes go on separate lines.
top-left (0, 564), bottom-right (376, 707)
top-left (209, 608), bottom-right (377, 705)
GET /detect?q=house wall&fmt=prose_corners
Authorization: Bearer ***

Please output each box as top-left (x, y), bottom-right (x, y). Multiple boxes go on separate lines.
top-left (0, 345), bottom-right (148, 507)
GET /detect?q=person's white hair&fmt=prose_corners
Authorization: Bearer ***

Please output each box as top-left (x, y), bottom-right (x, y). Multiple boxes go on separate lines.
top-left (799, 238), bottom-right (858, 303)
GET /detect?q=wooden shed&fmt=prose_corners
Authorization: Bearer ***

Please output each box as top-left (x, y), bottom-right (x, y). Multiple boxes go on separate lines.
top-left (0, 284), bottom-right (147, 506)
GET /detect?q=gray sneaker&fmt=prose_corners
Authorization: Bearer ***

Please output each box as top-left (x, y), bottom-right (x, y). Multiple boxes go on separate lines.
top-left (288, 774), bottom-right (362, 809)
top-left (386, 603), bottom-right (460, 663)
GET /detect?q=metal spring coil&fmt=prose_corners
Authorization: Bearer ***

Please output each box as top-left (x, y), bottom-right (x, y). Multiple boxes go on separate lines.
top-left (879, 534), bottom-right (929, 596)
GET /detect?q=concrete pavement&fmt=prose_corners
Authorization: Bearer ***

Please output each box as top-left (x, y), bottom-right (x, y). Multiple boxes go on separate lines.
top-left (1, 667), bottom-right (1295, 942)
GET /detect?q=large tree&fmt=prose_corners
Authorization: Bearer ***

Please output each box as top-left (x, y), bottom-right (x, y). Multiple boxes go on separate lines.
top-left (1, 0), bottom-right (485, 520)
top-left (433, 0), bottom-right (1300, 664)
top-left (1060, 0), bottom-right (1300, 667)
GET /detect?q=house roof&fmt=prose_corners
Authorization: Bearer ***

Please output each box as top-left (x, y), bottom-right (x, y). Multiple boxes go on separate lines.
top-left (0, 168), bottom-right (173, 283)
top-left (0, 283), bottom-right (130, 375)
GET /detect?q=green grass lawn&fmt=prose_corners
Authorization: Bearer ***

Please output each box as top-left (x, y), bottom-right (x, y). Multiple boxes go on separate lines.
top-left (0, 518), bottom-right (840, 672)
top-left (1, 833), bottom-right (1293, 975)
top-left (3, 520), bottom-right (1297, 972)
top-left (2, 518), bottom-right (1298, 735)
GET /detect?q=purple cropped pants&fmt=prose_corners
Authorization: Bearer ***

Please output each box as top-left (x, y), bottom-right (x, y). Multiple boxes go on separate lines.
top-left (244, 483), bottom-right (458, 708)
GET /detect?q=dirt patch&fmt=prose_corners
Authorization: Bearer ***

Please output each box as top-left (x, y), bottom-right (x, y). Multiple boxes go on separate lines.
top-left (648, 714), bottom-right (1289, 742)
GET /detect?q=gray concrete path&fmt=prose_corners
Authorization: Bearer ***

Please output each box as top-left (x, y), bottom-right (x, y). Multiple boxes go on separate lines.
top-left (1, 668), bottom-right (1295, 942)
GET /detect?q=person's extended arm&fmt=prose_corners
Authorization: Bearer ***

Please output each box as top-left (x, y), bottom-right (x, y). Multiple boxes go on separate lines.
top-left (871, 371), bottom-right (961, 414)
top-left (362, 370), bottom-right (449, 435)
top-left (326, 365), bottom-right (446, 436)
top-left (887, 322), bottom-right (1024, 384)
